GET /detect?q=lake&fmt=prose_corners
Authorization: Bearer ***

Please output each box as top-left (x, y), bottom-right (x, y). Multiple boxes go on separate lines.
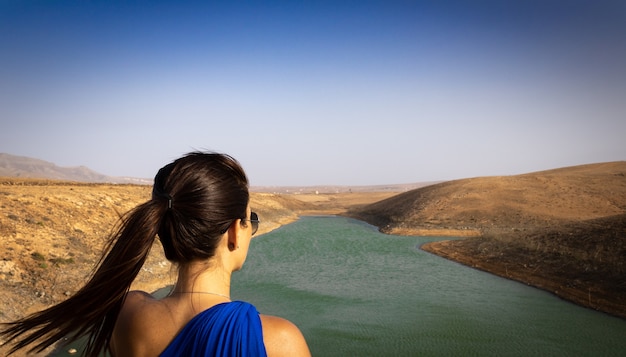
top-left (232, 216), bottom-right (626, 356)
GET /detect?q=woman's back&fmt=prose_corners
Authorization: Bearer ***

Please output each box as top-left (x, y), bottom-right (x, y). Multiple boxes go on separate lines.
top-left (111, 291), bottom-right (310, 357)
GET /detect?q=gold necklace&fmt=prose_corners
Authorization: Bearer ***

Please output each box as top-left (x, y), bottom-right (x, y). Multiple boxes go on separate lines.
top-left (171, 291), bottom-right (231, 300)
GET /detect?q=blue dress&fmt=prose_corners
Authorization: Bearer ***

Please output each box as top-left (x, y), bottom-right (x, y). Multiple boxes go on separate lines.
top-left (160, 301), bottom-right (268, 357)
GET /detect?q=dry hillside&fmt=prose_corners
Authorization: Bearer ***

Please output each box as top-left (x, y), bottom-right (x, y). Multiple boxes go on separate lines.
top-left (347, 161), bottom-right (626, 319)
top-left (0, 179), bottom-right (318, 318)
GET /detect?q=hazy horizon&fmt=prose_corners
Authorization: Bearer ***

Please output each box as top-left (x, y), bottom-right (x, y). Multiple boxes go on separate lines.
top-left (1, 1), bottom-right (624, 186)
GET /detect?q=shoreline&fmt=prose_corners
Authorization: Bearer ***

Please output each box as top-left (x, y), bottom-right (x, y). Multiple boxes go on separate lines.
top-left (138, 218), bottom-right (626, 322)
top-left (264, 217), bottom-right (625, 321)
top-left (420, 240), bottom-right (626, 320)
top-left (258, 217), bottom-right (625, 321)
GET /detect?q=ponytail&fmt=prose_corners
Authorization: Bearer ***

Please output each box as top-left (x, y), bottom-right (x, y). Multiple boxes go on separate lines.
top-left (2, 151), bottom-right (250, 356)
top-left (1, 198), bottom-right (166, 356)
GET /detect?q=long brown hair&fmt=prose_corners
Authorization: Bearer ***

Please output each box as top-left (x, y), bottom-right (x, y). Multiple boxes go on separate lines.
top-left (0, 152), bottom-right (250, 356)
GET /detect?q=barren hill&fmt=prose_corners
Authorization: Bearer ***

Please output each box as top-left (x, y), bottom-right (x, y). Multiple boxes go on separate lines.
top-left (346, 161), bottom-right (626, 318)
top-left (348, 161), bottom-right (626, 235)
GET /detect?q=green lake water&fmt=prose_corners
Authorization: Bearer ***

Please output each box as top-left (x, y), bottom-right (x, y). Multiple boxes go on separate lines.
top-left (232, 216), bottom-right (626, 356)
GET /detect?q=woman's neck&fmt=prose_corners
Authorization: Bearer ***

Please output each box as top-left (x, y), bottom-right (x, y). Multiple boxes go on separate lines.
top-left (172, 260), bottom-right (232, 298)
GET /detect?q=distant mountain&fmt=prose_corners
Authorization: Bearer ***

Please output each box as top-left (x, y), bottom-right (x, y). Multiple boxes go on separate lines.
top-left (0, 153), bottom-right (152, 184)
top-left (252, 182), bottom-right (439, 194)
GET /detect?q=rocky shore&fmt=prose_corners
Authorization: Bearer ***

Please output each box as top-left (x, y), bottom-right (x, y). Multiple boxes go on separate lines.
top-left (420, 235), bottom-right (626, 320)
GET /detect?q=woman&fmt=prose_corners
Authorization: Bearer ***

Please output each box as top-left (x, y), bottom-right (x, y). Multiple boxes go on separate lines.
top-left (1, 152), bottom-right (310, 356)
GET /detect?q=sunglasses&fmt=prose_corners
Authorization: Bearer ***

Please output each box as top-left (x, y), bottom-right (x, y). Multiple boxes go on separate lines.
top-left (243, 212), bottom-right (260, 235)
top-left (220, 212), bottom-right (260, 235)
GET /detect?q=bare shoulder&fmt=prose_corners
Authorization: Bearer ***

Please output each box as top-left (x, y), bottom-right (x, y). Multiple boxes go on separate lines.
top-left (117, 290), bottom-right (164, 324)
top-left (260, 314), bottom-right (311, 357)
top-left (124, 290), bottom-right (158, 308)
top-left (112, 291), bottom-right (173, 356)
top-left (116, 290), bottom-right (153, 323)
top-left (119, 290), bottom-right (178, 332)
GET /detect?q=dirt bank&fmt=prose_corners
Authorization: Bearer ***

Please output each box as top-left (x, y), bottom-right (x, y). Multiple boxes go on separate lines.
top-left (420, 239), bottom-right (625, 320)
top-left (412, 215), bottom-right (626, 320)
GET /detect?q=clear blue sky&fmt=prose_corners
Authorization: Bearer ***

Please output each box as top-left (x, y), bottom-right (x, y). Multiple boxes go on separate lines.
top-left (1, 0), bottom-right (625, 186)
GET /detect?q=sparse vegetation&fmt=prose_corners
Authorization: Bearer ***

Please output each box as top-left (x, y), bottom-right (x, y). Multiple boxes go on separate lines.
top-left (31, 251), bottom-right (45, 261)
top-left (50, 257), bottom-right (75, 266)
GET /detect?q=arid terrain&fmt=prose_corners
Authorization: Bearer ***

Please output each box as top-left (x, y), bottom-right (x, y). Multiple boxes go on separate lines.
top-left (1, 161), bottom-right (625, 355)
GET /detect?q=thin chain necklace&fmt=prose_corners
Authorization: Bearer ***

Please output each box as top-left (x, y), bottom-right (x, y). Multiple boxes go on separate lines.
top-left (171, 291), bottom-right (231, 300)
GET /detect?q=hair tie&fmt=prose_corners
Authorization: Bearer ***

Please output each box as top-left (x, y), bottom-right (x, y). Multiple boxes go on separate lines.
top-left (154, 191), bottom-right (173, 209)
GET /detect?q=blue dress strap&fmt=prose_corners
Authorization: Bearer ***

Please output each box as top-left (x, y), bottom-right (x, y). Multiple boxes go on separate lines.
top-left (160, 301), bottom-right (268, 357)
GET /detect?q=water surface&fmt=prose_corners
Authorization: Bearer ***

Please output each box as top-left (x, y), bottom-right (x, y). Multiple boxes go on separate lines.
top-left (232, 216), bottom-right (626, 356)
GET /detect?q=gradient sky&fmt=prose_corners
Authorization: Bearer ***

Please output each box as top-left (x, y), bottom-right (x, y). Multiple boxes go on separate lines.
top-left (1, 0), bottom-right (625, 186)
